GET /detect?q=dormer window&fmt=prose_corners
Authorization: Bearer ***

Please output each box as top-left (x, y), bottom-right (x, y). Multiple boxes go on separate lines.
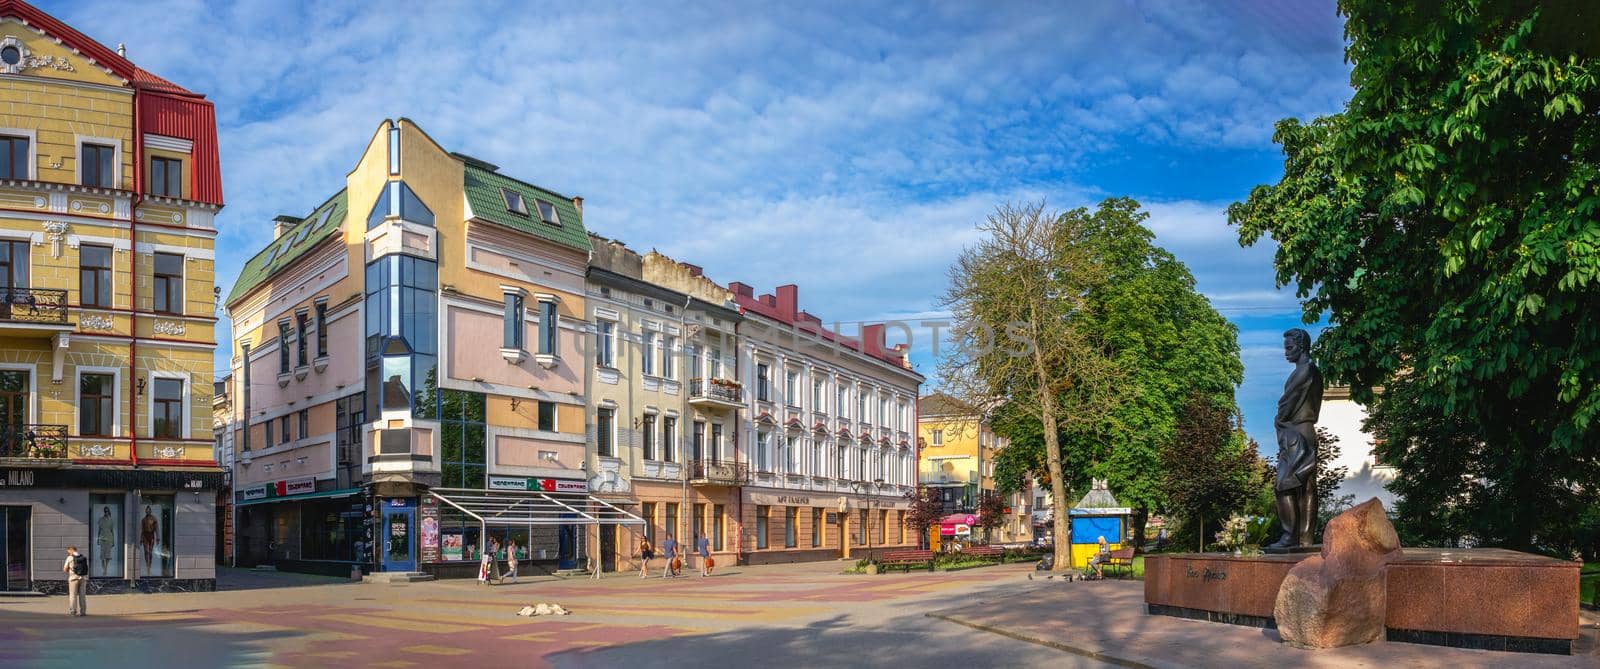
top-left (502, 188), bottom-right (528, 216)
top-left (534, 199), bottom-right (560, 226)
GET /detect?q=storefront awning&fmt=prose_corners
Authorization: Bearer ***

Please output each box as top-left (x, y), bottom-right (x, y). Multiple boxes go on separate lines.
top-left (427, 487), bottom-right (645, 527)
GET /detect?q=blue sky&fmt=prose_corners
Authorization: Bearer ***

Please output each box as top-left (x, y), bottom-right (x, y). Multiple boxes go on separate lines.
top-left (46, 0), bottom-right (1349, 449)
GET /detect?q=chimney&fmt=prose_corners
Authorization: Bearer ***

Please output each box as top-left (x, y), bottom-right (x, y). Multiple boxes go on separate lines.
top-left (272, 215), bottom-right (300, 238)
top-left (775, 285), bottom-right (798, 320)
top-left (571, 195), bottom-right (583, 216)
top-left (728, 282), bottom-right (755, 299)
top-left (862, 324), bottom-right (885, 358)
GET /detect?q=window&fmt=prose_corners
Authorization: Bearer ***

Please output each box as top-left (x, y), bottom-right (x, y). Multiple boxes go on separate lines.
top-left (315, 302), bottom-right (329, 358)
top-left (501, 188), bottom-right (527, 215)
top-left (813, 378), bottom-right (825, 412)
top-left (665, 503), bottom-right (679, 544)
top-left (932, 430), bottom-right (943, 446)
top-left (756, 506), bottom-right (769, 549)
top-left (785, 370), bottom-right (799, 406)
top-left (277, 320), bottom-right (291, 374)
top-left (661, 335), bottom-right (676, 380)
top-left (811, 508), bottom-right (822, 547)
top-left (0, 135), bottom-right (28, 179)
top-left (151, 378), bottom-right (184, 438)
top-left (785, 507), bottom-right (797, 548)
top-left (503, 293), bottom-right (524, 349)
top-left (79, 373), bottom-right (114, 436)
top-left (438, 390), bottom-right (488, 489)
top-left (596, 407), bottom-right (615, 457)
top-left (152, 252), bottom-right (183, 314)
top-left (756, 363), bottom-right (770, 401)
top-left (642, 503), bottom-right (656, 545)
top-left (712, 505), bottom-right (725, 551)
top-left (295, 311), bottom-right (309, 366)
top-left (596, 321), bottom-right (615, 368)
top-left (537, 300), bottom-right (557, 356)
top-left (79, 245), bottom-right (111, 307)
top-left (662, 416), bottom-right (677, 462)
top-left (534, 199), bottom-right (560, 226)
top-left (149, 156), bottom-right (182, 197)
top-left (298, 409), bottom-right (309, 440)
top-left (642, 414), bottom-right (656, 461)
top-left (755, 431), bottom-right (770, 472)
top-left (537, 401), bottom-right (556, 431)
top-left (81, 143), bottom-right (114, 188)
top-left (641, 331), bottom-right (655, 375)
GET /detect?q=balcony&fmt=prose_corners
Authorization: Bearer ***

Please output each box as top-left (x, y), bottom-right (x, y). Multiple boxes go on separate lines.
top-left (0, 424), bottom-right (69, 461)
top-left (689, 459), bottom-right (748, 486)
top-left (688, 378), bottom-right (743, 410)
top-left (0, 288), bottom-right (69, 328)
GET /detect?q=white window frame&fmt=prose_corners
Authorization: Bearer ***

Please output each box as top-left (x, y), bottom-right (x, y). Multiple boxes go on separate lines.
top-left (74, 365), bottom-right (122, 436)
top-left (73, 135), bottom-right (122, 189)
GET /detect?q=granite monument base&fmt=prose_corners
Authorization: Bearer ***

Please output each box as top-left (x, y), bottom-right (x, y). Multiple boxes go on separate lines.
top-left (1144, 548), bottom-right (1581, 655)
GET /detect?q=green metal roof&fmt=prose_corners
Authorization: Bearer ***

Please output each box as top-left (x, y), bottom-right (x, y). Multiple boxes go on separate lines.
top-left (226, 189), bottom-right (348, 305)
top-left (462, 163), bottom-right (591, 254)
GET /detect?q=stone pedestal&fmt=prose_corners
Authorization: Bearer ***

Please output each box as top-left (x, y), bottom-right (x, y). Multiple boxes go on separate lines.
top-left (1144, 548), bottom-right (1582, 655)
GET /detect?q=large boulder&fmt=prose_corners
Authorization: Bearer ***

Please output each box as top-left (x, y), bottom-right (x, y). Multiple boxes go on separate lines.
top-left (1273, 497), bottom-right (1401, 649)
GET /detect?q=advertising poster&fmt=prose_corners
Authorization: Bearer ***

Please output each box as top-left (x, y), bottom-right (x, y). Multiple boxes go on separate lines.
top-left (419, 497), bottom-right (440, 564)
top-left (137, 495), bottom-right (176, 578)
top-left (89, 495), bottom-right (123, 577)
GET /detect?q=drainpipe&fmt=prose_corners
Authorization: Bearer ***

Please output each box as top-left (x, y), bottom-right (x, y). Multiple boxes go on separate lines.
top-left (129, 89), bottom-right (142, 467)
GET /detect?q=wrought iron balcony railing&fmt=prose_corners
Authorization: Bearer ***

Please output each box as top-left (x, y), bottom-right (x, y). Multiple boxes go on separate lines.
top-left (688, 458), bottom-right (748, 486)
top-left (0, 424), bottom-right (69, 459)
top-left (0, 288), bottom-right (68, 324)
top-left (689, 378), bottom-right (743, 404)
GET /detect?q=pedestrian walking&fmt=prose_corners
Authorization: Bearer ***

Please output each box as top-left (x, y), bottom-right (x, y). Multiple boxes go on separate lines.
top-left (661, 533), bottom-right (677, 578)
top-left (504, 539), bottom-right (519, 584)
top-left (62, 546), bottom-right (87, 616)
top-left (639, 537), bottom-right (655, 579)
top-left (696, 534), bottom-right (711, 577)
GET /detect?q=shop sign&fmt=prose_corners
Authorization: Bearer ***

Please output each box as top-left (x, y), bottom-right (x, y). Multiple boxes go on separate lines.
top-left (488, 476), bottom-right (587, 493)
top-left (0, 470), bottom-right (35, 487)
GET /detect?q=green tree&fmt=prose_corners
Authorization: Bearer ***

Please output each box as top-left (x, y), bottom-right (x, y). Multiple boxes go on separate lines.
top-left (1162, 394), bottom-right (1261, 552)
top-left (939, 202), bottom-right (1124, 570)
top-left (1230, 1), bottom-right (1600, 552)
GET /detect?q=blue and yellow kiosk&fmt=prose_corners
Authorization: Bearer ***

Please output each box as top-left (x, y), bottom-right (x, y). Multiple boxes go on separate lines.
top-left (1068, 479), bottom-right (1132, 568)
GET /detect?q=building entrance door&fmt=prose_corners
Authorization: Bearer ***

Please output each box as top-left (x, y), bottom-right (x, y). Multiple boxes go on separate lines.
top-left (381, 499), bottom-right (416, 572)
top-left (0, 370), bottom-right (27, 456)
top-left (1, 506), bottom-right (30, 591)
top-left (598, 525), bottom-right (616, 573)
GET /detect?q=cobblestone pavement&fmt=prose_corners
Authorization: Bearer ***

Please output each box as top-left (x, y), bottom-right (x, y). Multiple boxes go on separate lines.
top-left (0, 561), bottom-right (1117, 669)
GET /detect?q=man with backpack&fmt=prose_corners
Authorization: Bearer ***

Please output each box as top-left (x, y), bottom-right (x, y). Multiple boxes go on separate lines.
top-left (62, 546), bottom-right (88, 616)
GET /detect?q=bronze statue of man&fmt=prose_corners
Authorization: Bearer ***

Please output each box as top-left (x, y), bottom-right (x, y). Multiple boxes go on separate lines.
top-left (1267, 328), bottom-right (1322, 550)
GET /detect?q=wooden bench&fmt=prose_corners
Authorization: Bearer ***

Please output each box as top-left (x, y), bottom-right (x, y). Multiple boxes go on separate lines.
top-left (964, 546), bottom-right (1005, 561)
top-left (1100, 547), bottom-right (1136, 578)
top-left (876, 550), bottom-right (935, 572)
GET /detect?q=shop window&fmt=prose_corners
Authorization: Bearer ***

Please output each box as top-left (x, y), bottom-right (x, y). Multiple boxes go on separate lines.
top-left (712, 505), bottom-right (725, 551)
top-left (784, 507), bottom-right (796, 548)
top-left (136, 494), bottom-right (175, 578)
top-left (151, 378), bottom-right (184, 439)
top-left (79, 245), bottom-right (111, 308)
top-left (755, 506), bottom-right (768, 549)
top-left (78, 373), bottom-right (114, 436)
top-left (89, 494), bottom-right (123, 578)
